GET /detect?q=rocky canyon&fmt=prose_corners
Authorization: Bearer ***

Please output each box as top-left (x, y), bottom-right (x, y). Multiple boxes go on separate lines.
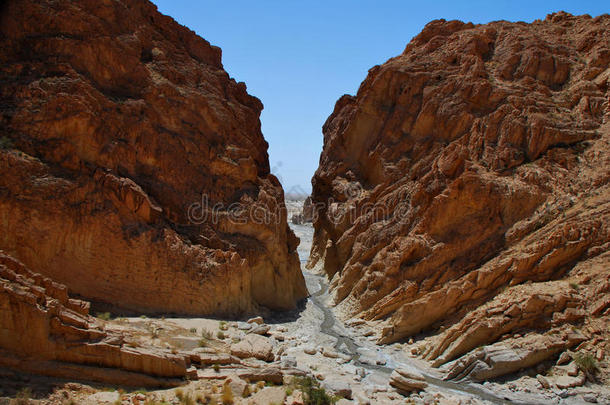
top-left (0, 0), bottom-right (609, 403)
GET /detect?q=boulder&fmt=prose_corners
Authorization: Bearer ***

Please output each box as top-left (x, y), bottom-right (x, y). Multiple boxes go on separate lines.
top-left (230, 334), bottom-right (274, 362)
top-left (247, 316), bottom-right (265, 325)
top-left (239, 367), bottom-right (284, 384)
top-left (389, 369), bottom-right (428, 394)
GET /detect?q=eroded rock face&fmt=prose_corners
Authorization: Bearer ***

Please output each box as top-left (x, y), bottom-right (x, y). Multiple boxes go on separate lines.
top-left (0, 251), bottom-right (187, 386)
top-left (0, 0), bottom-right (307, 315)
top-left (310, 11), bottom-right (609, 357)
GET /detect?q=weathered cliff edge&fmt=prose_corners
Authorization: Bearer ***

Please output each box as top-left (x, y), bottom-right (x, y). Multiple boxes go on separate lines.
top-left (0, 251), bottom-right (189, 386)
top-left (310, 12), bottom-right (609, 377)
top-left (0, 0), bottom-right (307, 316)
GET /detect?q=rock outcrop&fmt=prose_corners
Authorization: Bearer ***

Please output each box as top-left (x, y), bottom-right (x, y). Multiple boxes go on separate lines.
top-left (310, 11), bottom-right (609, 373)
top-left (0, 251), bottom-right (187, 386)
top-left (0, 0), bottom-right (307, 316)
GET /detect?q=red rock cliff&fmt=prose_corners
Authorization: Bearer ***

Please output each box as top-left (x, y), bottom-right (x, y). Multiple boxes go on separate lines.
top-left (0, 0), bottom-right (307, 315)
top-left (310, 12), bottom-right (609, 366)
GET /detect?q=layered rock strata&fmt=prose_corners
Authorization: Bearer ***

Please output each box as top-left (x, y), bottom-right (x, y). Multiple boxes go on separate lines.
top-left (0, 251), bottom-right (188, 386)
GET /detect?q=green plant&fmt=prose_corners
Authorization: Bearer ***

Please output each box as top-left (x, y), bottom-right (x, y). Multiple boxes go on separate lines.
top-left (213, 363), bottom-right (220, 372)
top-left (201, 329), bottom-right (213, 339)
top-left (198, 338), bottom-right (208, 347)
top-left (175, 388), bottom-right (184, 400)
top-left (569, 283), bottom-right (580, 290)
top-left (219, 321), bottom-right (228, 331)
top-left (292, 376), bottom-right (337, 405)
top-left (96, 312), bottom-right (112, 321)
top-left (574, 352), bottom-right (599, 381)
top-left (0, 136), bottom-right (13, 150)
top-left (189, 327), bottom-right (198, 334)
top-left (217, 331), bottom-right (225, 339)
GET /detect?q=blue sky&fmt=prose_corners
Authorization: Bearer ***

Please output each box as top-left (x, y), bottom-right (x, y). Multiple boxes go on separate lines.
top-left (151, 1), bottom-right (607, 194)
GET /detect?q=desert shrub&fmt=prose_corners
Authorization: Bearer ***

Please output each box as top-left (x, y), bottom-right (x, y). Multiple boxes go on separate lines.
top-left (189, 327), bottom-right (197, 334)
top-left (292, 376), bottom-right (337, 405)
top-left (221, 384), bottom-right (233, 405)
top-left (574, 352), bottom-right (599, 381)
top-left (201, 329), bottom-right (213, 339)
top-left (180, 393), bottom-right (194, 405)
top-left (217, 331), bottom-right (225, 339)
top-left (175, 388), bottom-right (184, 400)
top-left (96, 312), bottom-right (112, 321)
top-left (198, 338), bottom-right (208, 347)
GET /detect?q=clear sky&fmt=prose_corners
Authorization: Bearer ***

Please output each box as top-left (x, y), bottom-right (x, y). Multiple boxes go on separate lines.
top-left (151, 0), bottom-right (607, 194)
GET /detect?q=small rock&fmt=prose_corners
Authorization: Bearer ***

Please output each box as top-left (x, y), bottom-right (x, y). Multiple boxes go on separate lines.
top-left (249, 324), bottom-right (271, 335)
top-left (186, 366), bottom-right (198, 380)
top-left (322, 347), bottom-right (339, 358)
top-left (583, 393), bottom-right (598, 403)
top-left (316, 373), bottom-right (325, 381)
top-left (566, 362), bottom-right (579, 376)
top-left (595, 348), bottom-right (604, 361)
top-left (408, 338), bottom-right (414, 345)
top-left (536, 374), bottom-right (551, 389)
top-left (557, 351), bottom-right (572, 365)
top-left (281, 356), bottom-right (297, 368)
top-left (554, 375), bottom-right (585, 389)
top-left (247, 316), bottom-right (264, 325)
top-left (347, 318), bottom-right (365, 327)
top-left (237, 322), bottom-right (252, 330)
top-left (303, 346), bottom-right (317, 355)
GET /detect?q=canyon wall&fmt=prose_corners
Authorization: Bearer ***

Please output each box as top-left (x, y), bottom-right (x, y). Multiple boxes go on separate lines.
top-left (310, 12), bottom-right (609, 367)
top-left (0, 0), bottom-right (307, 316)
